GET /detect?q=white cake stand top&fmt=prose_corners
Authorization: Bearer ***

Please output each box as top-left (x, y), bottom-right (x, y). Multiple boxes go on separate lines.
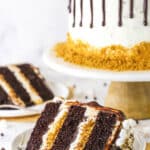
top-left (43, 49), bottom-right (150, 82)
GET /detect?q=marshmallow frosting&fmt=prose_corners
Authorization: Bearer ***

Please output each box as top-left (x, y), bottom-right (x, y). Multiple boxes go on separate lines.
top-left (115, 119), bottom-right (137, 149)
top-left (68, 0), bottom-right (150, 47)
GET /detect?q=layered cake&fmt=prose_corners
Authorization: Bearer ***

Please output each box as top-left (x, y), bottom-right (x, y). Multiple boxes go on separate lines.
top-left (26, 98), bottom-right (137, 150)
top-left (54, 0), bottom-right (150, 71)
top-left (0, 64), bottom-right (54, 107)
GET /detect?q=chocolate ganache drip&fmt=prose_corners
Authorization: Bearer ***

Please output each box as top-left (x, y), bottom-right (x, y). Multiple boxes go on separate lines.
top-left (80, 0), bottom-right (83, 26)
top-left (102, 0), bottom-right (106, 26)
top-left (90, 0), bottom-right (94, 28)
top-left (143, 0), bottom-right (148, 26)
top-left (68, 0), bottom-right (149, 27)
top-left (68, 0), bottom-right (72, 13)
top-left (72, 0), bottom-right (76, 27)
top-left (118, 0), bottom-right (123, 26)
top-left (130, 0), bottom-right (134, 18)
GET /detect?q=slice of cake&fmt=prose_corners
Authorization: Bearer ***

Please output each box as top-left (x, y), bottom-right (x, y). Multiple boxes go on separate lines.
top-left (26, 98), bottom-right (136, 150)
top-left (0, 64), bottom-right (54, 107)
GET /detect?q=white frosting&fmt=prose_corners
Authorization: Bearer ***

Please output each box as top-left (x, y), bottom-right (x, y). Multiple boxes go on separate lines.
top-left (69, 0), bottom-right (150, 47)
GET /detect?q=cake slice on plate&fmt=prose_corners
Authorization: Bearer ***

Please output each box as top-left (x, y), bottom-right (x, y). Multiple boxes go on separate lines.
top-left (26, 98), bottom-right (136, 150)
top-left (0, 64), bottom-right (54, 107)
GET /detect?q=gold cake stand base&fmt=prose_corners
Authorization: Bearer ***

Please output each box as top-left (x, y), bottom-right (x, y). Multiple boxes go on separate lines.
top-left (105, 82), bottom-right (150, 119)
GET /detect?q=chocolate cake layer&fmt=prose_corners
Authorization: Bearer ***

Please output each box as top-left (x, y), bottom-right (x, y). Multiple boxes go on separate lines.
top-left (26, 102), bottom-right (61, 150)
top-left (51, 105), bottom-right (86, 150)
top-left (0, 67), bottom-right (33, 106)
top-left (84, 111), bottom-right (117, 150)
top-left (18, 64), bottom-right (54, 100)
top-left (0, 85), bottom-right (12, 105)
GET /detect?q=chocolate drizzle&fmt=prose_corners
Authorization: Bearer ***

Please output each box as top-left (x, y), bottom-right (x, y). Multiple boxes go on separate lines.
top-left (68, 0), bottom-right (72, 13)
top-left (102, 0), bottom-right (106, 26)
top-left (68, 0), bottom-right (149, 27)
top-left (80, 0), bottom-right (83, 26)
top-left (72, 0), bottom-right (76, 27)
top-left (90, 0), bottom-right (94, 28)
top-left (130, 0), bottom-right (134, 18)
top-left (118, 0), bottom-right (123, 26)
top-left (143, 0), bottom-right (148, 26)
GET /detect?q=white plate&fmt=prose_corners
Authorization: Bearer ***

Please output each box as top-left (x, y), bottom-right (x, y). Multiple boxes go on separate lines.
top-left (43, 48), bottom-right (150, 82)
top-left (12, 129), bottom-right (32, 150)
top-left (12, 126), bottom-right (147, 150)
top-left (0, 82), bottom-right (69, 118)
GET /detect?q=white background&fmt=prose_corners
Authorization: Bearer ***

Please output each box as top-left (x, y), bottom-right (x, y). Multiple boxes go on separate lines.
top-left (0, 0), bottom-right (68, 64)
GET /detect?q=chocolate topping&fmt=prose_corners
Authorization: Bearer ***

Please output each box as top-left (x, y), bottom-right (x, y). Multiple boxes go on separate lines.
top-left (118, 0), bottom-right (123, 26)
top-left (80, 0), bottom-right (83, 26)
top-left (90, 0), bottom-right (94, 28)
top-left (130, 0), bottom-right (134, 18)
top-left (86, 101), bottom-right (102, 107)
top-left (102, 0), bottom-right (106, 26)
top-left (68, 0), bottom-right (72, 13)
top-left (144, 0), bottom-right (148, 26)
top-left (73, 0), bottom-right (76, 27)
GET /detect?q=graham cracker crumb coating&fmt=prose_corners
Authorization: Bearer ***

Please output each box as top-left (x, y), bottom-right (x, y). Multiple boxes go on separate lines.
top-left (54, 34), bottom-right (150, 71)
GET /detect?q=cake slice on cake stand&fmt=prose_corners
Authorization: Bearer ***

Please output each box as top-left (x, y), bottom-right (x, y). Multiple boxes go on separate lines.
top-left (44, 0), bottom-right (150, 120)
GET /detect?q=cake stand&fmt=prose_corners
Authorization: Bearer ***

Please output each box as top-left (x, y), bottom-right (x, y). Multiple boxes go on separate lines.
top-left (43, 49), bottom-right (150, 119)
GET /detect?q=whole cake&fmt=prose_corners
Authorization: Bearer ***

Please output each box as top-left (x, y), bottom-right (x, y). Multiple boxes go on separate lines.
top-left (26, 98), bottom-right (137, 150)
top-left (0, 64), bottom-right (54, 107)
top-left (54, 0), bottom-right (150, 71)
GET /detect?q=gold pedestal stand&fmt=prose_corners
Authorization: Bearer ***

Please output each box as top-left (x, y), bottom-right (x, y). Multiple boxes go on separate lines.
top-left (105, 82), bottom-right (150, 119)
